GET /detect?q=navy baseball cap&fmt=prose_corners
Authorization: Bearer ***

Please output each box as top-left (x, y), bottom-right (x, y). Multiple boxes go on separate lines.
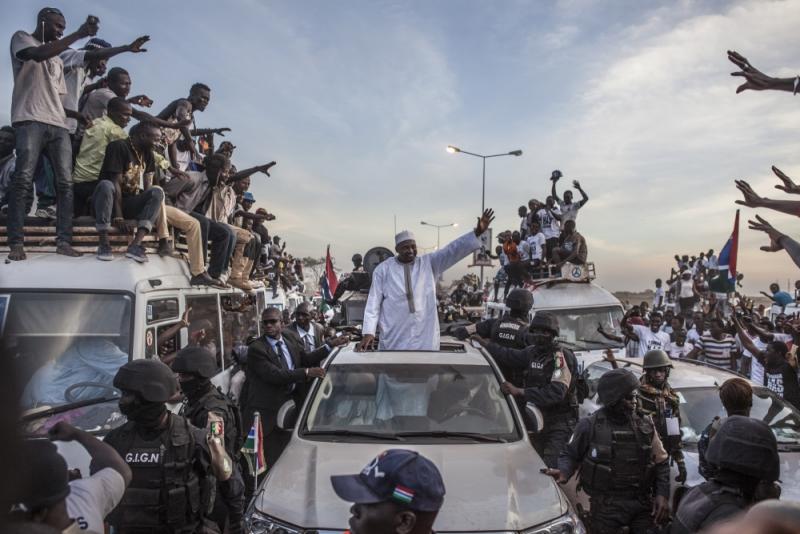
top-left (243, 191), bottom-right (255, 202)
top-left (331, 449), bottom-right (445, 512)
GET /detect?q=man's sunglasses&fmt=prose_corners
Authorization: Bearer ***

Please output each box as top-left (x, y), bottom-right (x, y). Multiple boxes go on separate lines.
top-left (296, 312), bottom-right (311, 318)
top-left (262, 318), bottom-right (280, 325)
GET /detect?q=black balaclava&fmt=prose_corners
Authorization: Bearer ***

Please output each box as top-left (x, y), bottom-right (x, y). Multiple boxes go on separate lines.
top-left (119, 394), bottom-right (167, 428)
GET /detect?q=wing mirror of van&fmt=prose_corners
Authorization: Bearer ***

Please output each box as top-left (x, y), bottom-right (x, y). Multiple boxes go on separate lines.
top-left (277, 400), bottom-right (297, 431)
top-left (525, 402), bottom-right (545, 433)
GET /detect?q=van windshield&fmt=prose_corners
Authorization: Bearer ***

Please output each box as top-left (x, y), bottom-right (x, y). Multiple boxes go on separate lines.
top-left (543, 306), bottom-right (624, 350)
top-left (2, 291), bottom-right (132, 432)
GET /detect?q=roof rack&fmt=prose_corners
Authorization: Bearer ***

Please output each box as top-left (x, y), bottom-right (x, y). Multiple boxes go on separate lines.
top-left (1, 216), bottom-right (191, 256)
top-left (485, 262), bottom-right (597, 305)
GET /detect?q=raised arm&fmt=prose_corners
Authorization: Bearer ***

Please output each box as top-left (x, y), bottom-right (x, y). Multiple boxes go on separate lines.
top-left (574, 180), bottom-right (589, 207)
top-left (736, 180), bottom-right (800, 217)
top-left (728, 51), bottom-right (798, 94)
top-left (16, 18), bottom-right (97, 62)
top-left (227, 162), bottom-right (276, 183)
top-left (428, 209), bottom-right (493, 275)
top-left (732, 316), bottom-right (765, 363)
top-left (84, 35), bottom-right (149, 61)
top-left (748, 215), bottom-right (800, 270)
top-left (551, 179), bottom-right (561, 203)
top-left (49, 422), bottom-right (132, 486)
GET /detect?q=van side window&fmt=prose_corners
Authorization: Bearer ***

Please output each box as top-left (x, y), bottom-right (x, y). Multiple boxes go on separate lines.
top-left (146, 298), bottom-right (179, 325)
top-left (185, 295), bottom-right (223, 372)
top-left (221, 293), bottom-right (260, 368)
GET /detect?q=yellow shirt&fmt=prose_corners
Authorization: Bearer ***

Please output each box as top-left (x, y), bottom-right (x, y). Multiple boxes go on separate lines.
top-left (72, 115), bottom-right (127, 183)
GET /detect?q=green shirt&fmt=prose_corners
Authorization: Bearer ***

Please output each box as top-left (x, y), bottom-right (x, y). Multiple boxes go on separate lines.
top-left (72, 115), bottom-right (127, 183)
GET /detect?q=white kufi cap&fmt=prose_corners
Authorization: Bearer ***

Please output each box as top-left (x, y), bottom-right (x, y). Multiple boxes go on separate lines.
top-left (395, 230), bottom-right (416, 246)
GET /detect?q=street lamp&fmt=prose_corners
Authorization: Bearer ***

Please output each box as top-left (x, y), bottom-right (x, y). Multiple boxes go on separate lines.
top-left (420, 221), bottom-right (458, 250)
top-left (445, 145), bottom-right (523, 284)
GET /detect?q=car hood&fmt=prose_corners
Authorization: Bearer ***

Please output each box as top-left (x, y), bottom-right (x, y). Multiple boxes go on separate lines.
top-left (255, 438), bottom-right (568, 531)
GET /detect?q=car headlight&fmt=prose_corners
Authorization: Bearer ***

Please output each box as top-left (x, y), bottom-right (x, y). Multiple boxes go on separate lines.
top-left (246, 510), bottom-right (303, 534)
top-left (523, 510), bottom-right (586, 534)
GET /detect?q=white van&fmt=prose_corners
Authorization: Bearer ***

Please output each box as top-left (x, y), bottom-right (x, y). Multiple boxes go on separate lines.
top-left (485, 263), bottom-right (625, 359)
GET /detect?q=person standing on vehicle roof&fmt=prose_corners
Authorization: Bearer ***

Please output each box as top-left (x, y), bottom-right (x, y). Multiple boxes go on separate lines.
top-left (103, 359), bottom-right (232, 534)
top-left (471, 312), bottom-right (578, 467)
top-left (452, 288), bottom-right (533, 391)
top-left (671, 416), bottom-right (781, 534)
top-left (358, 209), bottom-right (494, 351)
top-left (546, 368), bottom-right (671, 534)
top-left (171, 347), bottom-right (245, 534)
top-left (330, 449), bottom-right (446, 534)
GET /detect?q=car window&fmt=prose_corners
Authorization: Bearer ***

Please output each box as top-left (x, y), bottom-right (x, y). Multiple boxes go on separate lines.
top-left (221, 293), bottom-right (260, 367)
top-left (303, 363), bottom-right (519, 441)
top-left (185, 294), bottom-right (223, 371)
top-left (146, 297), bottom-right (179, 325)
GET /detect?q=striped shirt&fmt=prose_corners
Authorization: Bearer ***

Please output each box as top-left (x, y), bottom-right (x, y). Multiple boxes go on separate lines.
top-left (696, 335), bottom-right (737, 369)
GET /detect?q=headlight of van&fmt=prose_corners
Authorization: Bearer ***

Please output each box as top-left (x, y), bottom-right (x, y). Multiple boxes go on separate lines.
top-left (246, 510), bottom-right (303, 534)
top-left (523, 509), bottom-right (586, 534)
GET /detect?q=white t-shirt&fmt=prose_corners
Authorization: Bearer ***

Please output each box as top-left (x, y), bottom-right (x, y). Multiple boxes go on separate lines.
top-left (60, 48), bottom-right (89, 133)
top-left (517, 239), bottom-right (531, 262)
top-left (666, 341), bottom-right (692, 359)
top-left (687, 327), bottom-right (707, 345)
top-left (66, 467), bottom-right (127, 534)
top-left (736, 332), bottom-right (768, 384)
top-left (631, 324), bottom-right (671, 358)
top-left (653, 287), bottom-right (665, 308)
top-left (536, 207), bottom-right (561, 239)
top-left (559, 201), bottom-right (581, 223)
top-left (679, 279), bottom-right (694, 298)
top-left (10, 31), bottom-right (80, 128)
top-left (526, 232), bottom-right (546, 261)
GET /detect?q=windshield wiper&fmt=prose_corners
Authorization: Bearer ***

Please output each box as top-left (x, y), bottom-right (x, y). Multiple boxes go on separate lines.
top-left (394, 431), bottom-right (506, 443)
top-left (20, 395), bottom-right (120, 423)
top-left (303, 429), bottom-right (405, 441)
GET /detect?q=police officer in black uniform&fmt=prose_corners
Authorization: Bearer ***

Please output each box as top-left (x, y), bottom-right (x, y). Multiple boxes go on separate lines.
top-left (546, 368), bottom-right (671, 534)
top-left (104, 359), bottom-right (233, 534)
top-left (671, 415), bottom-right (781, 534)
top-left (172, 347), bottom-right (245, 534)
top-left (471, 311), bottom-right (579, 467)
top-left (453, 288), bottom-right (533, 388)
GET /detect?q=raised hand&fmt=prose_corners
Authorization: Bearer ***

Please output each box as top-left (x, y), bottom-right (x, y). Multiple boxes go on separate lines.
top-left (474, 208), bottom-right (495, 236)
top-left (572, 179), bottom-right (581, 189)
top-left (78, 15), bottom-right (100, 38)
top-left (748, 215), bottom-right (786, 252)
top-left (734, 180), bottom-right (767, 208)
top-left (727, 50), bottom-right (776, 94)
top-left (772, 166), bottom-right (800, 195)
top-left (128, 94), bottom-right (153, 108)
top-left (259, 161), bottom-right (277, 176)
top-left (127, 36), bottom-right (150, 53)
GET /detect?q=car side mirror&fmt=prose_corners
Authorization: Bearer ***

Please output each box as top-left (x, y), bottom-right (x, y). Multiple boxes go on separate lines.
top-left (525, 402), bottom-right (545, 434)
top-left (276, 400), bottom-right (297, 431)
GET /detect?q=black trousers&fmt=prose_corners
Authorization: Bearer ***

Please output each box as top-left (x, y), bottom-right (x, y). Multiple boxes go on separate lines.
top-left (588, 494), bottom-right (654, 534)
top-left (531, 415), bottom-right (576, 468)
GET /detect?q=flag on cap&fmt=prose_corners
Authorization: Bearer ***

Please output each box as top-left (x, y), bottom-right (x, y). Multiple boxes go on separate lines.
top-left (241, 411), bottom-right (266, 476)
top-left (392, 485), bottom-right (415, 504)
top-left (717, 210), bottom-right (739, 284)
top-left (321, 245), bottom-right (338, 300)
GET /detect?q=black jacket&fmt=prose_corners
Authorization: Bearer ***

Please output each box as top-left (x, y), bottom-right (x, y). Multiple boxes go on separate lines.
top-left (241, 330), bottom-right (330, 436)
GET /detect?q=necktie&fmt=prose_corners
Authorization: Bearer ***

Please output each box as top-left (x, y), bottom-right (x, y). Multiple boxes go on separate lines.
top-left (404, 263), bottom-right (416, 313)
top-left (304, 333), bottom-right (314, 352)
top-left (276, 340), bottom-right (292, 369)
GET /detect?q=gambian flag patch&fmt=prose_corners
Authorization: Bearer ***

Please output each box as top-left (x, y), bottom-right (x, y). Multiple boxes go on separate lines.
top-left (392, 485), bottom-right (415, 504)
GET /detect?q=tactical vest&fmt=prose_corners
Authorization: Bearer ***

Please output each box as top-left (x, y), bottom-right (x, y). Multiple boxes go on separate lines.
top-left (672, 481), bottom-right (747, 534)
top-left (638, 380), bottom-right (681, 452)
top-left (580, 410), bottom-right (655, 496)
top-left (105, 415), bottom-right (208, 533)
top-left (490, 317), bottom-right (529, 386)
top-left (184, 387), bottom-right (243, 459)
top-left (525, 347), bottom-right (577, 418)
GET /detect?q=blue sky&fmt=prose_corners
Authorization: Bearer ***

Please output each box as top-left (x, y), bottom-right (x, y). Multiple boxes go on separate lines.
top-left (3, 0), bottom-right (800, 293)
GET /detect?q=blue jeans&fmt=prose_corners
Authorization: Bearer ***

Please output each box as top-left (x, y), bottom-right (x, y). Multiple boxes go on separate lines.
top-left (93, 180), bottom-right (164, 232)
top-left (7, 121), bottom-right (74, 246)
top-left (190, 211), bottom-right (236, 278)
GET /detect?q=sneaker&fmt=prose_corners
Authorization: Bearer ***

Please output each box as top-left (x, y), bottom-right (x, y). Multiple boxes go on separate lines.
top-left (190, 272), bottom-right (215, 286)
top-left (35, 206), bottom-right (57, 220)
top-left (56, 243), bottom-right (83, 257)
top-left (125, 244), bottom-right (148, 263)
top-left (96, 244), bottom-right (113, 261)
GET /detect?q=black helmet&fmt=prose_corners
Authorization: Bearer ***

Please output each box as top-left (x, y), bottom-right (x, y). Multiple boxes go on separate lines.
top-left (352, 253), bottom-right (363, 263)
top-left (597, 368), bottom-right (639, 406)
top-left (530, 312), bottom-right (559, 336)
top-left (706, 415), bottom-right (780, 481)
top-left (642, 350), bottom-right (673, 370)
top-left (171, 347), bottom-right (217, 378)
top-left (506, 289), bottom-right (533, 314)
top-left (113, 359), bottom-right (178, 402)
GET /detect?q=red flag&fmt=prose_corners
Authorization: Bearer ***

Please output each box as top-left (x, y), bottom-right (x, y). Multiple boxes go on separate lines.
top-left (322, 245), bottom-right (338, 300)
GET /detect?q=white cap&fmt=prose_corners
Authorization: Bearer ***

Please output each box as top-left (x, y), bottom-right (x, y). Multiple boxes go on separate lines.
top-left (395, 230), bottom-right (416, 246)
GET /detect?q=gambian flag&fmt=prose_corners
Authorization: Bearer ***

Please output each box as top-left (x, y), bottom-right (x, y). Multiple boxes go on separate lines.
top-left (320, 245), bottom-right (338, 301)
top-left (241, 411), bottom-right (266, 476)
top-left (717, 210), bottom-right (740, 284)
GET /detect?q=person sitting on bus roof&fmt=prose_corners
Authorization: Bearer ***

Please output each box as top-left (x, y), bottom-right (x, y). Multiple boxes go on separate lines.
top-left (551, 220), bottom-right (587, 268)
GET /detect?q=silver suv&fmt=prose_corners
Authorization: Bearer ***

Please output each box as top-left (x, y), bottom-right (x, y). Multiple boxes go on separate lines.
top-left (246, 341), bottom-right (585, 533)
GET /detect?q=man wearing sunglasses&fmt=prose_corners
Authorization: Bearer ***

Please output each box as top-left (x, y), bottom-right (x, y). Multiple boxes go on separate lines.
top-left (7, 8), bottom-right (100, 261)
top-left (241, 307), bottom-right (349, 470)
top-left (286, 302), bottom-right (325, 352)
top-left (545, 368), bottom-right (671, 533)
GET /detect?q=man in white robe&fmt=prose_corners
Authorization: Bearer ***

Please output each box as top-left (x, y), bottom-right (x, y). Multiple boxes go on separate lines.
top-left (359, 209), bottom-right (495, 351)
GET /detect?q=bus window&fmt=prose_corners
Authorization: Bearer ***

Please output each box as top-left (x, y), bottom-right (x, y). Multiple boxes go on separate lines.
top-left (221, 293), bottom-right (259, 368)
top-left (147, 298), bottom-right (179, 325)
top-left (156, 322), bottom-right (181, 359)
top-left (185, 294), bottom-right (223, 372)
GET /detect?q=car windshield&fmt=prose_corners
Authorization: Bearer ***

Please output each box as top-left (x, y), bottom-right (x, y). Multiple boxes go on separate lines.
top-left (545, 306), bottom-right (624, 350)
top-left (2, 292), bottom-right (132, 434)
top-left (676, 387), bottom-right (800, 445)
top-left (302, 363), bottom-right (519, 441)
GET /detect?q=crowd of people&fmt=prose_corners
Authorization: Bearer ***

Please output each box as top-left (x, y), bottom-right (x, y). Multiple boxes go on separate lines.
top-left (491, 170), bottom-right (590, 300)
top-left (0, 7), bottom-right (310, 296)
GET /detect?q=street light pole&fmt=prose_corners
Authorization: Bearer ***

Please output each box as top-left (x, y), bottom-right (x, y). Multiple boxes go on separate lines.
top-left (420, 221), bottom-right (458, 281)
top-left (446, 145), bottom-right (523, 287)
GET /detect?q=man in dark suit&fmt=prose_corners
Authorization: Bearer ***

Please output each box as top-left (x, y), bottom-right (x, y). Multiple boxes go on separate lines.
top-left (242, 307), bottom-right (348, 471)
top-left (286, 302), bottom-right (326, 351)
